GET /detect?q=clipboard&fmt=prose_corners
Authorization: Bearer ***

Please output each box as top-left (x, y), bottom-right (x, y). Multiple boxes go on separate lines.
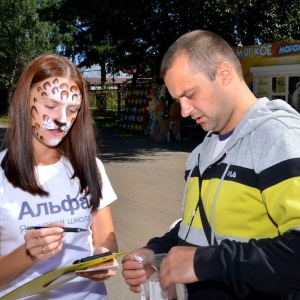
top-left (0, 250), bottom-right (129, 300)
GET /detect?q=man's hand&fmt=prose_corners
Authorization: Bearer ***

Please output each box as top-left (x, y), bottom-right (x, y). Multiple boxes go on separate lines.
top-left (159, 246), bottom-right (198, 290)
top-left (122, 248), bottom-right (154, 293)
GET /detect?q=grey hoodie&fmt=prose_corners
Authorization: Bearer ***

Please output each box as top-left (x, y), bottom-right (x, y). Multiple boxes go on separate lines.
top-left (147, 98), bottom-right (300, 299)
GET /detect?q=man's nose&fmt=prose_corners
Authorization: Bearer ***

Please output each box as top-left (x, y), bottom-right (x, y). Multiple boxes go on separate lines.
top-left (179, 99), bottom-right (194, 118)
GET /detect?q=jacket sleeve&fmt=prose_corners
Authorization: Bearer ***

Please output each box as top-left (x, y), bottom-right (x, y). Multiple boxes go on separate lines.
top-left (144, 221), bottom-right (180, 254)
top-left (194, 229), bottom-right (300, 298)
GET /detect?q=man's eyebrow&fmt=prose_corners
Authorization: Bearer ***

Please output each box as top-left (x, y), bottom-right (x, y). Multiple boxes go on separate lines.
top-left (175, 88), bottom-right (194, 99)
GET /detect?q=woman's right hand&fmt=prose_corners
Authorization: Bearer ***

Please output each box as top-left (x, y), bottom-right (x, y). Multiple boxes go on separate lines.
top-left (24, 224), bottom-right (66, 261)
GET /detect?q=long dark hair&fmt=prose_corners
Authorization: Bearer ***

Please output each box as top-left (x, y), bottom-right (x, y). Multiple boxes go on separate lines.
top-left (1, 53), bottom-right (102, 212)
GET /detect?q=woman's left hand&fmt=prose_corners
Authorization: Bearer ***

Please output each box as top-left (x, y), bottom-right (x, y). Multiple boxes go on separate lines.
top-left (76, 247), bottom-right (118, 282)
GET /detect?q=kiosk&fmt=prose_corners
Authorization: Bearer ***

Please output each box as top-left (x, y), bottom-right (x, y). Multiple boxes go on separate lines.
top-left (233, 41), bottom-right (300, 112)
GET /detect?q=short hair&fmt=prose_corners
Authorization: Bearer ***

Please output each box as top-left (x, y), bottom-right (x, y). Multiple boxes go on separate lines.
top-left (1, 53), bottom-right (102, 212)
top-left (160, 30), bottom-right (243, 81)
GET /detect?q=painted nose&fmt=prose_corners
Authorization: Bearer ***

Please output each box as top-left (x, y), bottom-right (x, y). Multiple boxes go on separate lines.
top-left (56, 109), bottom-right (67, 126)
top-left (54, 120), bottom-right (67, 128)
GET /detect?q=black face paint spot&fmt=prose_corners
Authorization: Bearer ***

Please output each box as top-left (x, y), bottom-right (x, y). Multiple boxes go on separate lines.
top-left (72, 94), bottom-right (79, 101)
top-left (43, 81), bottom-right (51, 90)
top-left (33, 97), bottom-right (37, 103)
top-left (53, 78), bottom-right (59, 84)
top-left (37, 87), bottom-right (42, 92)
top-left (60, 84), bottom-right (68, 90)
top-left (41, 92), bottom-right (48, 97)
top-left (61, 90), bottom-right (68, 100)
top-left (52, 87), bottom-right (58, 95)
top-left (32, 123), bottom-right (40, 136)
top-left (43, 115), bottom-right (52, 130)
top-left (31, 106), bottom-right (39, 118)
top-left (70, 86), bottom-right (78, 93)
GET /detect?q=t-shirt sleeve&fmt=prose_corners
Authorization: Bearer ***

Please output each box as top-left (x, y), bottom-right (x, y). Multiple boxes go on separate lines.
top-left (96, 158), bottom-right (117, 209)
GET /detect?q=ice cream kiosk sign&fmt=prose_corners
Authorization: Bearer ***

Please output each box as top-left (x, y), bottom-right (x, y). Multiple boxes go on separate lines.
top-left (233, 41), bottom-right (300, 112)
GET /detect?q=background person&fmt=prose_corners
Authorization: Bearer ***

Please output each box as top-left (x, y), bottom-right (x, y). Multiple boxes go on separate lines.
top-left (122, 30), bottom-right (300, 299)
top-left (0, 53), bottom-right (118, 299)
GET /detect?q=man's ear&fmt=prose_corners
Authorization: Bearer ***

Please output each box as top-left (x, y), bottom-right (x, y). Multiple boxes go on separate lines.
top-left (216, 61), bottom-right (233, 86)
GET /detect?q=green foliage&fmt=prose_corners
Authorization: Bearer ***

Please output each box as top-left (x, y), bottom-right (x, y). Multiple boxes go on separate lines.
top-left (0, 115), bottom-right (9, 123)
top-left (63, 0), bottom-right (300, 82)
top-left (0, 0), bottom-right (55, 98)
top-left (89, 86), bottom-right (123, 116)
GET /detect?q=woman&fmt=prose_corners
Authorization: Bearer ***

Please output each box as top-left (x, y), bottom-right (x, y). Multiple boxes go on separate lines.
top-left (0, 53), bottom-right (118, 299)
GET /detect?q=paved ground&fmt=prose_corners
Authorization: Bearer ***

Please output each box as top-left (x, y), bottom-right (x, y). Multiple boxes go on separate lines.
top-left (0, 124), bottom-right (205, 300)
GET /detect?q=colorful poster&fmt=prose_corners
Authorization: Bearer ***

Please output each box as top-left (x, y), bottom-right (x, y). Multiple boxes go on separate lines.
top-left (256, 77), bottom-right (269, 97)
top-left (275, 77), bottom-right (286, 93)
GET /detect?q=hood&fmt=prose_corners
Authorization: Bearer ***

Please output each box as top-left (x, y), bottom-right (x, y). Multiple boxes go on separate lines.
top-left (231, 97), bottom-right (300, 145)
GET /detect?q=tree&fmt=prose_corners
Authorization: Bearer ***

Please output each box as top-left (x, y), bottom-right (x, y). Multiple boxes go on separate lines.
top-left (2, 0), bottom-right (300, 99)
top-left (38, 0), bottom-right (118, 85)
top-left (0, 0), bottom-right (55, 108)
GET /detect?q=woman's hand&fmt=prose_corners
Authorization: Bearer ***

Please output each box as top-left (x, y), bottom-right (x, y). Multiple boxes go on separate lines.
top-left (24, 223), bottom-right (66, 261)
top-left (76, 247), bottom-right (118, 282)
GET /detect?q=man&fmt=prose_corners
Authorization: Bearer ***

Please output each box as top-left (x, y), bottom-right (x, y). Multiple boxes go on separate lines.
top-left (122, 30), bottom-right (300, 299)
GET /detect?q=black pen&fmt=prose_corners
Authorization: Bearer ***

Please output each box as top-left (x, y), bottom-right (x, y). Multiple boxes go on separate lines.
top-left (27, 226), bottom-right (88, 232)
top-left (73, 251), bottom-right (113, 264)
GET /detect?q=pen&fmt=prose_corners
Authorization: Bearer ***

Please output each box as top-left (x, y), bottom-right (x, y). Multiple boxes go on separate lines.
top-left (27, 226), bottom-right (88, 232)
top-left (73, 251), bottom-right (113, 264)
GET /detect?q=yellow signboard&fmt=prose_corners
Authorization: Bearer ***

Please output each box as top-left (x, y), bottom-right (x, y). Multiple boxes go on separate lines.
top-left (233, 41), bottom-right (300, 89)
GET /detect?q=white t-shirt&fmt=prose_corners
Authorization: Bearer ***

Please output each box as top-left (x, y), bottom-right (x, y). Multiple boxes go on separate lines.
top-left (213, 129), bottom-right (234, 159)
top-left (0, 151), bottom-right (117, 299)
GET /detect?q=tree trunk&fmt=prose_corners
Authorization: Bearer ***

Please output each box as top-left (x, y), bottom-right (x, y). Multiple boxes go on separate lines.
top-left (100, 55), bottom-right (106, 86)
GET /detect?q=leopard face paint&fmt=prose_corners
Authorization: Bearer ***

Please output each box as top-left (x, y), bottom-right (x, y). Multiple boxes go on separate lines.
top-left (30, 77), bottom-right (81, 147)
